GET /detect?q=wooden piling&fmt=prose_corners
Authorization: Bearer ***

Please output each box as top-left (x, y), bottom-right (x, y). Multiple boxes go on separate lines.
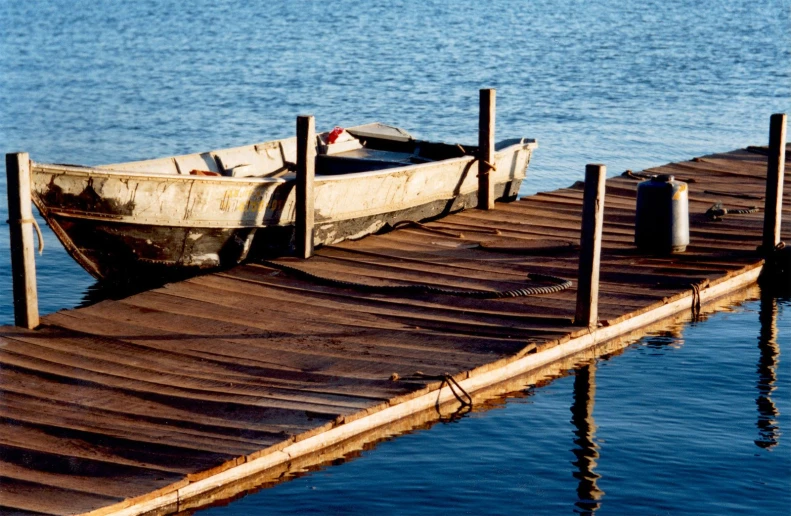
top-left (574, 164), bottom-right (606, 327)
top-left (478, 88), bottom-right (496, 210)
top-left (296, 115), bottom-right (316, 259)
top-left (5, 152), bottom-right (39, 329)
top-left (761, 113), bottom-right (786, 254)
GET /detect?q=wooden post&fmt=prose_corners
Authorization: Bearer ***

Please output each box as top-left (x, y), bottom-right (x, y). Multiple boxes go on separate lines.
top-left (478, 88), bottom-right (496, 210)
top-left (574, 164), bottom-right (606, 327)
top-left (6, 152), bottom-right (39, 329)
top-left (295, 115), bottom-right (316, 259)
top-left (762, 113), bottom-right (786, 254)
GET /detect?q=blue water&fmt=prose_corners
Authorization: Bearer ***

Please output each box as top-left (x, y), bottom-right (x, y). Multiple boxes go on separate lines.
top-left (1, 0), bottom-right (789, 513)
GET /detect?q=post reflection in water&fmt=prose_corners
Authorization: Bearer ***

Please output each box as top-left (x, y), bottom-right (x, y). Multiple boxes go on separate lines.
top-left (570, 361), bottom-right (604, 514)
top-left (755, 292), bottom-right (781, 449)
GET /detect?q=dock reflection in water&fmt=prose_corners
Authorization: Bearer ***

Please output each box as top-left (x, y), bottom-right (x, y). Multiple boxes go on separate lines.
top-left (756, 292), bottom-right (781, 449)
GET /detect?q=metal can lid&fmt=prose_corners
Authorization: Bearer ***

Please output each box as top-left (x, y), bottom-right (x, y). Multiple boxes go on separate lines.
top-left (651, 174), bottom-right (674, 182)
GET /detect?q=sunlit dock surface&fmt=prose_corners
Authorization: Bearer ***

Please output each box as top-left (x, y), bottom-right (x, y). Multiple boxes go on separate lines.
top-left (0, 147), bottom-right (788, 515)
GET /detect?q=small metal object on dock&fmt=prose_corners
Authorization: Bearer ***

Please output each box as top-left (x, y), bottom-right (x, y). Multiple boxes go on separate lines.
top-left (635, 174), bottom-right (690, 254)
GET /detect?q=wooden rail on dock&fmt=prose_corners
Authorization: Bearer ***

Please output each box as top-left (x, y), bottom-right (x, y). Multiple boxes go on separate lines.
top-left (0, 146), bottom-right (788, 515)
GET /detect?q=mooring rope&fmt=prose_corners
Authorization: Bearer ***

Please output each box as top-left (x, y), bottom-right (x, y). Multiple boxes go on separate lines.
top-left (259, 260), bottom-right (572, 298)
top-left (7, 217), bottom-right (44, 254)
top-left (705, 202), bottom-right (759, 221)
top-left (478, 159), bottom-right (497, 172)
top-left (691, 283), bottom-right (702, 319)
top-left (758, 241), bottom-right (787, 257)
top-left (405, 372), bottom-right (473, 408)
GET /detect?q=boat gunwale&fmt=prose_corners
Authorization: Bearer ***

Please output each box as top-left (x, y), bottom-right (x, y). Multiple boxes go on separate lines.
top-left (29, 140), bottom-right (536, 186)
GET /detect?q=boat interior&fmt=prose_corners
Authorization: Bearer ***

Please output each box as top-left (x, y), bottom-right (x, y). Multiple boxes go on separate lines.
top-left (95, 123), bottom-right (473, 179)
top-left (95, 123), bottom-right (525, 180)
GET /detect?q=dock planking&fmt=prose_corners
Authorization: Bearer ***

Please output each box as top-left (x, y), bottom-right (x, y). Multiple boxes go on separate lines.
top-left (1, 147), bottom-right (789, 515)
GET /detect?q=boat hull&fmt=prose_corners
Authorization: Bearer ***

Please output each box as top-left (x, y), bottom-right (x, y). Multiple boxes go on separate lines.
top-left (36, 180), bottom-right (521, 281)
top-left (31, 141), bottom-right (534, 282)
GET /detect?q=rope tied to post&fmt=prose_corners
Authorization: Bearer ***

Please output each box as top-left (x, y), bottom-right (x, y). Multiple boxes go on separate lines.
top-left (586, 322), bottom-right (600, 343)
top-left (7, 217), bottom-right (44, 255)
top-left (475, 158), bottom-right (497, 175)
top-left (757, 241), bottom-right (787, 258)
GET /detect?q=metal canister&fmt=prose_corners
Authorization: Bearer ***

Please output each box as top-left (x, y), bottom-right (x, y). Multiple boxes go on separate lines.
top-left (635, 174), bottom-right (689, 254)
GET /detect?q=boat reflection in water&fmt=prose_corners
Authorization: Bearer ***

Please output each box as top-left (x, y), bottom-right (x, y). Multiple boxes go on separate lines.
top-left (570, 360), bottom-right (603, 514)
top-left (755, 292), bottom-right (781, 449)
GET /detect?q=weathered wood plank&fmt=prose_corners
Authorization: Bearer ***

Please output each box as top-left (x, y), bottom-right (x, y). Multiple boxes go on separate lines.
top-left (43, 308), bottom-right (496, 379)
top-left (0, 477), bottom-right (121, 515)
top-left (0, 358), bottom-right (318, 437)
top-left (0, 342), bottom-right (359, 420)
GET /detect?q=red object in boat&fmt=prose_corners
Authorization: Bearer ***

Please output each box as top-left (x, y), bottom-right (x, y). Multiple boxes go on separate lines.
top-left (327, 126), bottom-right (344, 144)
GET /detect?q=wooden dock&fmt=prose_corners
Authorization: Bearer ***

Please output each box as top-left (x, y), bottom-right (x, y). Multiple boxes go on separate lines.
top-left (1, 146), bottom-right (789, 515)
